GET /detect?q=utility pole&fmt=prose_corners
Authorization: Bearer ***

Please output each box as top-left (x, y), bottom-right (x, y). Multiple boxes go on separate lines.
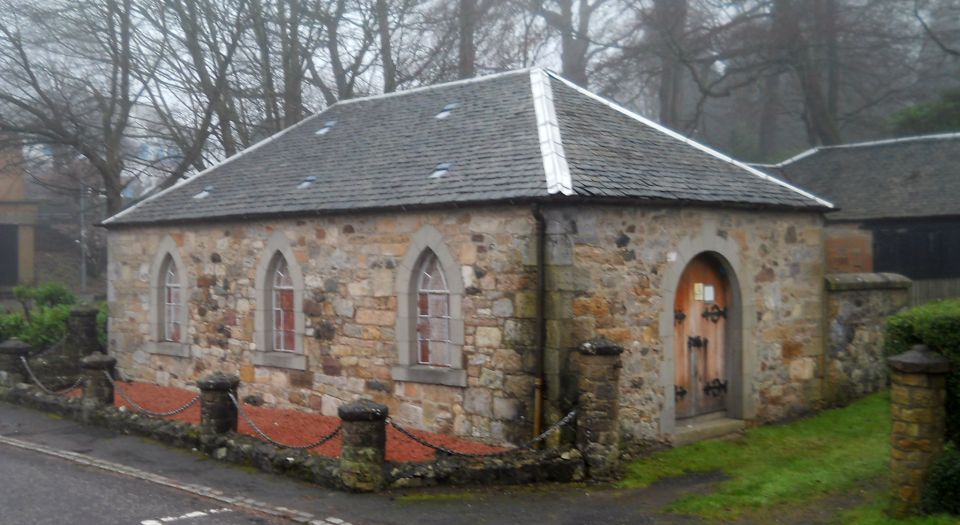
top-left (79, 184), bottom-right (87, 293)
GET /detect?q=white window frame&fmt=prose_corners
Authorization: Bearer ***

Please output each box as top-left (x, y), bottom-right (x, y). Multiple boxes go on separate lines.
top-left (147, 236), bottom-right (190, 357)
top-left (392, 225), bottom-right (466, 387)
top-left (252, 232), bottom-right (306, 370)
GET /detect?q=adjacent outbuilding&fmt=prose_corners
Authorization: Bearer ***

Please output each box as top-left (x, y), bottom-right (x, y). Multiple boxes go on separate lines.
top-left (763, 133), bottom-right (960, 304)
top-left (103, 69), bottom-right (832, 447)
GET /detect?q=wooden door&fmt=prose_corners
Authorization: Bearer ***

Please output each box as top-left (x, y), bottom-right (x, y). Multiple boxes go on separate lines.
top-left (0, 224), bottom-right (17, 286)
top-left (674, 254), bottom-right (729, 419)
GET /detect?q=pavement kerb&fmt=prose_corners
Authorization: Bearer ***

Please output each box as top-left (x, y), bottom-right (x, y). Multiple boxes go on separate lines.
top-left (0, 434), bottom-right (352, 525)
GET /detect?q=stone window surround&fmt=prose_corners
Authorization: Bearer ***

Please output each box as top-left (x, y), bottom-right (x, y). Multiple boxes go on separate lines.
top-left (147, 236), bottom-right (190, 358)
top-left (392, 225), bottom-right (466, 387)
top-left (656, 226), bottom-right (757, 436)
top-left (252, 232), bottom-right (307, 370)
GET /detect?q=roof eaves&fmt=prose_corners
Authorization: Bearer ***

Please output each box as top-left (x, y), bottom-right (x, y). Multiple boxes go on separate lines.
top-left (544, 71), bottom-right (834, 210)
top-left (102, 104), bottom-right (333, 226)
top-left (530, 68), bottom-right (574, 196)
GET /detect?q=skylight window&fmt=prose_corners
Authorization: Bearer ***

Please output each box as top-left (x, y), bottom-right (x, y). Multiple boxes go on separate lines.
top-left (430, 162), bottom-right (452, 178)
top-left (297, 175), bottom-right (318, 189)
top-left (315, 120), bottom-right (337, 136)
top-left (434, 103), bottom-right (459, 120)
top-left (193, 186), bottom-right (214, 199)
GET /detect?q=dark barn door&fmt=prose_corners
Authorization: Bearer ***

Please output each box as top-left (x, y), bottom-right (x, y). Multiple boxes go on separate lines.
top-left (0, 224), bottom-right (18, 286)
top-left (674, 254), bottom-right (730, 419)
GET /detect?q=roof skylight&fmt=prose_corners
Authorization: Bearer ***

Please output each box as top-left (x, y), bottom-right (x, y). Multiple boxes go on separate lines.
top-left (315, 120), bottom-right (337, 136)
top-left (430, 162), bottom-right (453, 178)
top-left (193, 186), bottom-right (214, 199)
top-left (298, 175), bottom-right (318, 189)
top-left (435, 103), bottom-right (459, 120)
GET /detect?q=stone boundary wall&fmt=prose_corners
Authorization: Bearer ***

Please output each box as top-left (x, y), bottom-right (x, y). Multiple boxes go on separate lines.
top-left (0, 383), bottom-right (584, 490)
top-left (824, 272), bottom-right (910, 405)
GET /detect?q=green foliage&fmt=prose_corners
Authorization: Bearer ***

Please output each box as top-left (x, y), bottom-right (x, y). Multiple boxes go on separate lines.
top-left (0, 312), bottom-right (26, 342)
top-left (96, 301), bottom-right (108, 349)
top-left (621, 393), bottom-right (891, 519)
top-left (1, 283), bottom-right (78, 348)
top-left (18, 304), bottom-right (71, 347)
top-left (923, 447), bottom-right (960, 516)
top-left (885, 300), bottom-right (960, 445)
top-left (891, 89), bottom-right (960, 137)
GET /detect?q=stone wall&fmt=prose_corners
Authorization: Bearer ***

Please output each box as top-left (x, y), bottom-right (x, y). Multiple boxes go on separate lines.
top-left (558, 205), bottom-right (826, 443)
top-left (824, 273), bottom-right (910, 405)
top-left (824, 223), bottom-right (873, 273)
top-left (108, 206), bottom-right (540, 444)
top-left (108, 203), bottom-right (827, 448)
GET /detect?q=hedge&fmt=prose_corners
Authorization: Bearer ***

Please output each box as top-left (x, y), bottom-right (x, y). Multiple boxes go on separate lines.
top-left (885, 299), bottom-right (960, 446)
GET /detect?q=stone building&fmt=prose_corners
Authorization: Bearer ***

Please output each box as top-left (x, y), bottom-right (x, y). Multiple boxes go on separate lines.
top-left (103, 69), bottom-right (833, 446)
top-left (759, 133), bottom-right (960, 305)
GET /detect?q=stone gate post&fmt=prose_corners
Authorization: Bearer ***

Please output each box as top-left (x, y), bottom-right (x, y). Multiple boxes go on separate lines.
top-left (0, 339), bottom-right (32, 387)
top-left (66, 306), bottom-right (101, 359)
top-left (79, 353), bottom-right (116, 422)
top-left (338, 399), bottom-right (388, 492)
top-left (887, 344), bottom-right (952, 517)
top-left (198, 373), bottom-right (240, 435)
top-left (573, 337), bottom-right (624, 480)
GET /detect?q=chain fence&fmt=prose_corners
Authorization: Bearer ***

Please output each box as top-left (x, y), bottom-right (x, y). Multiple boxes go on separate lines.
top-left (104, 371), bottom-right (200, 418)
top-left (228, 393), bottom-right (341, 450)
top-left (18, 355), bottom-right (83, 396)
top-left (387, 408), bottom-right (577, 458)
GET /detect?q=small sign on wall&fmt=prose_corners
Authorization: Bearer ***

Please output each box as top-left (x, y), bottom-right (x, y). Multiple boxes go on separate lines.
top-left (694, 283), bottom-right (716, 303)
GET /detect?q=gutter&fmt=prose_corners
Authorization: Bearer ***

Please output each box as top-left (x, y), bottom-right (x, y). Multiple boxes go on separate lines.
top-left (532, 203), bottom-right (547, 440)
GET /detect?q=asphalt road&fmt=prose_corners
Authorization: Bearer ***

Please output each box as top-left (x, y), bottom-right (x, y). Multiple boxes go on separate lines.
top-left (0, 402), bottom-right (703, 525)
top-left (0, 443), bottom-right (281, 525)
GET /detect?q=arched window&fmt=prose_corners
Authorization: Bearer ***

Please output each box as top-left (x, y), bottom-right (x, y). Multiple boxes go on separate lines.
top-left (162, 258), bottom-right (181, 342)
top-left (392, 226), bottom-right (466, 387)
top-left (270, 255), bottom-right (295, 352)
top-left (252, 232), bottom-right (306, 370)
top-left (416, 251), bottom-right (451, 366)
top-left (148, 236), bottom-right (189, 357)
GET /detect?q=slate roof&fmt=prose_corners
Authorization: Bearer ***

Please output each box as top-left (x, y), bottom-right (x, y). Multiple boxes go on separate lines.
top-left (760, 134), bottom-right (960, 222)
top-left (104, 69), bottom-right (830, 227)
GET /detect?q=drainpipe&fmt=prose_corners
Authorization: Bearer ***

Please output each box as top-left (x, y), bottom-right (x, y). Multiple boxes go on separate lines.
top-left (532, 203), bottom-right (547, 440)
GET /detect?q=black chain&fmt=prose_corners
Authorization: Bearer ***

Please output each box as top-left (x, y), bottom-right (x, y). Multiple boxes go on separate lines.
top-left (105, 371), bottom-right (200, 417)
top-left (18, 355), bottom-right (83, 395)
top-left (387, 409), bottom-right (577, 458)
top-left (228, 393), bottom-right (341, 450)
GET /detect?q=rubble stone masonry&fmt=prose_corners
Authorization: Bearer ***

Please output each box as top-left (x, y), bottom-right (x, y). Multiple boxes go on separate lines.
top-left (107, 204), bottom-right (826, 446)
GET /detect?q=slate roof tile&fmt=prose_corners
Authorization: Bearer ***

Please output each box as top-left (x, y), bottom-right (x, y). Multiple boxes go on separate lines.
top-left (105, 69), bottom-right (827, 227)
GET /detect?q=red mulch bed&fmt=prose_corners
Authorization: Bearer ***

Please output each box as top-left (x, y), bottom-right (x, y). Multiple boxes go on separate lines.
top-left (71, 381), bottom-right (504, 462)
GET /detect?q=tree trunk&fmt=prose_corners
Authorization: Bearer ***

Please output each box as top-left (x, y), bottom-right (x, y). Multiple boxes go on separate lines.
top-left (376, 0), bottom-right (397, 92)
top-left (458, 0), bottom-right (477, 79)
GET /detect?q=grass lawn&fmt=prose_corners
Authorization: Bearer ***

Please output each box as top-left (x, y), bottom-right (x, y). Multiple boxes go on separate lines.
top-left (622, 393), bottom-right (957, 523)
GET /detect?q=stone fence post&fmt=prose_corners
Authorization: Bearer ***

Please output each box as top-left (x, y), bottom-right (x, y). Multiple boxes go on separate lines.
top-left (573, 337), bottom-right (624, 480)
top-left (0, 339), bottom-right (32, 387)
top-left (80, 354), bottom-right (116, 422)
top-left (338, 400), bottom-right (388, 492)
top-left (197, 374), bottom-right (240, 435)
top-left (66, 306), bottom-right (101, 360)
top-left (887, 344), bottom-right (952, 518)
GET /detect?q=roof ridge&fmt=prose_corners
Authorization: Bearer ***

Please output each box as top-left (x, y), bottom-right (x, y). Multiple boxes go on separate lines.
top-left (335, 69), bottom-right (535, 106)
top-left (103, 110), bottom-right (328, 225)
top-left (772, 132), bottom-right (960, 167)
top-left (530, 69), bottom-right (574, 196)
top-left (544, 71), bottom-right (834, 209)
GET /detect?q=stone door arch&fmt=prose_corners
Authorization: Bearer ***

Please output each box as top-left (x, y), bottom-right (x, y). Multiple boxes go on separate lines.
top-left (658, 234), bottom-right (756, 436)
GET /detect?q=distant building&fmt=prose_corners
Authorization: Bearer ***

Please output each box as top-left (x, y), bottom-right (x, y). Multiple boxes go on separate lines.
top-left (758, 133), bottom-right (960, 304)
top-left (0, 146), bottom-right (38, 290)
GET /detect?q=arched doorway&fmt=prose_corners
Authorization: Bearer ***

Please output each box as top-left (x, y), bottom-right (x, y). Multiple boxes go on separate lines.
top-left (673, 253), bottom-right (735, 420)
